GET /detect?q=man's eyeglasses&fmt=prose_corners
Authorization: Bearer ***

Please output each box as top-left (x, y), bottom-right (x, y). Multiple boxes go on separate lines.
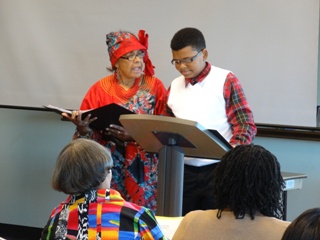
top-left (120, 51), bottom-right (145, 61)
top-left (171, 49), bottom-right (203, 65)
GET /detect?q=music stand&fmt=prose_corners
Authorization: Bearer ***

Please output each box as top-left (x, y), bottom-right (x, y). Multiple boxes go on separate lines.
top-left (119, 115), bottom-right (231, 216)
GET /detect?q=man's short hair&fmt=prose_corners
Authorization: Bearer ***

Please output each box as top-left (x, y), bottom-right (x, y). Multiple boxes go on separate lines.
top-left (170, 27), bottom-right (206, 51)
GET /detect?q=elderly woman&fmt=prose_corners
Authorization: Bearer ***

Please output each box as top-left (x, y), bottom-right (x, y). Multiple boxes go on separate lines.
top-left (41, 139), bottom-right (166, 239)
top-left (63, 30), bottom-right (167, 212)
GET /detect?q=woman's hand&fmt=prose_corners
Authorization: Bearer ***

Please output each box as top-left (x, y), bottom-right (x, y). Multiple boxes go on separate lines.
top-left (106, 124), bottom-right (134, 142)
top-left (62, 111), bottom-right (97, 136)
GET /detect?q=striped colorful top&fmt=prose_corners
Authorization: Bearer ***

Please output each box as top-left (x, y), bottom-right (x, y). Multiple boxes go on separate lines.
top-left (41, 189), bottom-right (166, 240)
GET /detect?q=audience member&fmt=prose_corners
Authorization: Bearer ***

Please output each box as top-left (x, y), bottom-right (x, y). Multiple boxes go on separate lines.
top-left (281, 207), bottom-right (320, 240)
top-left (172, 144), bottom-right (290, 240)
top-left (41, 139), bottom-right (166, 240)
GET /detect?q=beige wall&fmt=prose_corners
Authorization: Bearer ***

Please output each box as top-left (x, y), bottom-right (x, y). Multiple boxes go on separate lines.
top-left (0, 108), bottom-right (319, 227)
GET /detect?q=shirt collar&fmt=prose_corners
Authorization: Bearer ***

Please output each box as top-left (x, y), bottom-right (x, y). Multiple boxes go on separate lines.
top-left (185, 62), bottom-right (211, 86)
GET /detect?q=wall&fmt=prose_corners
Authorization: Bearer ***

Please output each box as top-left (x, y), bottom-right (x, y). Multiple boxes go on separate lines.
top-left (0, 109), bottom-right (70, 227)
top-left (253, 137), bottom-right (320, 221)
top-left (0, 108), bottom-right (319, 228)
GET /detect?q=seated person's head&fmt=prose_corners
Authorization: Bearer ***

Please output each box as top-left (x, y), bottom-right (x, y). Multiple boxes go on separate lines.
top-left (281, 208), bottom-right (320, 240)
top-left (213, 144), bottom-right (285, 220)
top-left (51, 138), bottom-right (113, 194)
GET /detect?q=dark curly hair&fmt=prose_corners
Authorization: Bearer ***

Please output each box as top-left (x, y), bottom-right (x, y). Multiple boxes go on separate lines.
top-left (281, 208), bottom-right (320, 240)
top-left (170, 27), bottom-right (206, 51)
top-left (213, 144), bottom-right (285, 220)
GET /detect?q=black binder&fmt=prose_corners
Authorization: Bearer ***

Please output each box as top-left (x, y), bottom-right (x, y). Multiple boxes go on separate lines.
top-left (44, 103), bottom-right (135, 130)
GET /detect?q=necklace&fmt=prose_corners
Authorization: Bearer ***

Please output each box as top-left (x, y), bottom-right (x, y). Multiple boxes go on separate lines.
top-left (121, 80), bottom-right (131, 86)
top-left (116, 71), bottom-right (134, 85)
top-left (118, 79), bottom-right (134, 87)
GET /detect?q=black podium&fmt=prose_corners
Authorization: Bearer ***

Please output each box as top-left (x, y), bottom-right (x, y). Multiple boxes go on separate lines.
top-left (119, 115), bottom-right (231, 216)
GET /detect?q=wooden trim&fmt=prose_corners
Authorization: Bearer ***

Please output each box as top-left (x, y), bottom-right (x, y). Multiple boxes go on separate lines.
top-left (1, 106), bottom-right (320, 141)
top-left (256, 123), bottom-right (320, 141)
top-left (0, 104), bottom-right (46, 111)
top-left (0, 223), bottom-right (42, 239)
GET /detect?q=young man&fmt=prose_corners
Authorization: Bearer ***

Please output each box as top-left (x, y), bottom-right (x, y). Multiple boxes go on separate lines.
top-left (166, 27), bottom-right (257, 215)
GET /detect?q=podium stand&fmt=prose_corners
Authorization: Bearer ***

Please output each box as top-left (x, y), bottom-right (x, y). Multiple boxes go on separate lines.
top-left (119, 115), bottom-right (232, 216)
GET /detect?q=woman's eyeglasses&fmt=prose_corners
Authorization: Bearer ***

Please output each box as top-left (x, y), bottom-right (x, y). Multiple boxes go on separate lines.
top-left (120, 51), bottom-right (145, 61)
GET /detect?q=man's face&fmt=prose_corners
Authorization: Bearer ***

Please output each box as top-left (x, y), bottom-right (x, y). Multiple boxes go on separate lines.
top-left (171, 46), bottom-right (208, 79)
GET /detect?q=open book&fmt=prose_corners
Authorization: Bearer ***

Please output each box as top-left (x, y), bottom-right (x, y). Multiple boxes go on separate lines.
top-left (44, 103), bottom-right (135, 130)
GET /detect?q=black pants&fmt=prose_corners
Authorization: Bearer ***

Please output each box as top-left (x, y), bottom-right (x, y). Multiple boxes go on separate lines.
top-left (182, 163), bottom-right (218, 216)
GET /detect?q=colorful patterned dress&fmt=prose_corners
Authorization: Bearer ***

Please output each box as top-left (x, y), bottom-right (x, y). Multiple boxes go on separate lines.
top-left (74, 74), bottom-right (167, 212)
top-left (41, 189), bottom-right (166, 239)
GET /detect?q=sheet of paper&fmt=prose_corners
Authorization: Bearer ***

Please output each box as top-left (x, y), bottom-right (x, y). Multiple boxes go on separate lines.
top-left (155, 216), bottom-right (183, 239)
top-left (44, 105), bottom-right (72, 114)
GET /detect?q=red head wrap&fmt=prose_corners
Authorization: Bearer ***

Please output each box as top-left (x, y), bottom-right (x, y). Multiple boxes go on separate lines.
top-left (106, 30), bottom-right (155, 76)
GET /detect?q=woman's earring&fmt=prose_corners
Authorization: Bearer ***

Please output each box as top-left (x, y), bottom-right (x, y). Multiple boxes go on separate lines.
top-left (115, 70), bottom-right (120, 80)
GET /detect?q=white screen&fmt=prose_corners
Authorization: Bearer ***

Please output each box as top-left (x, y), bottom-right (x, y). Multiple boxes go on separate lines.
top-left (0, 0), bottom-right (318, 126)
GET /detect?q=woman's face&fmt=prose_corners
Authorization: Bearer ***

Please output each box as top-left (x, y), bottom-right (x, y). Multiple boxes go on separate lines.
top-left (115, 50), bottom-right (145, 81)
